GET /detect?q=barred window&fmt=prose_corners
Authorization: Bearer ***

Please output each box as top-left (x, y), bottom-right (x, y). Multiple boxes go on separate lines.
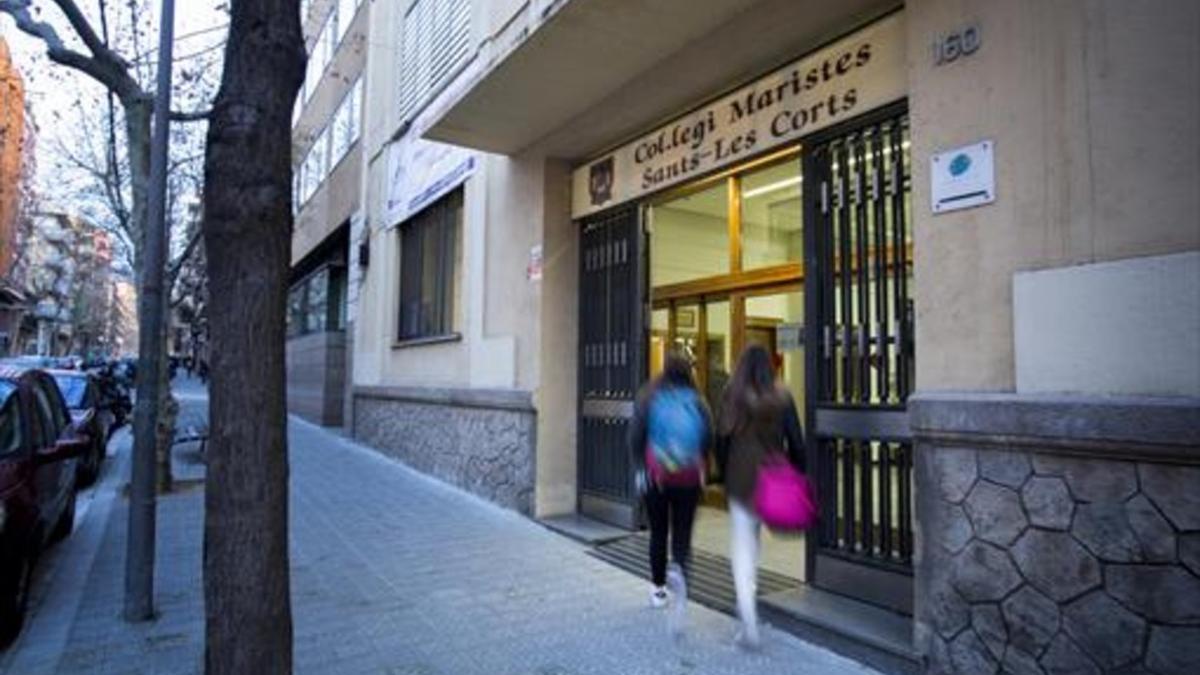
top-left (398, 188), bottom-right (461, 341)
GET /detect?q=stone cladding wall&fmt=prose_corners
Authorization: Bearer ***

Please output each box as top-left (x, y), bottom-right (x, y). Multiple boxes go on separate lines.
top-left (353, 391), bottom-right (536, 515)
top-left (916, 445), bottom-right (1200, 674)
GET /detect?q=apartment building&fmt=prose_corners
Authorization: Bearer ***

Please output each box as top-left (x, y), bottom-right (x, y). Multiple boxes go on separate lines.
top-left (348, 1), bottom-right (1199, 671)
top-left (287, 0), bottom-right (368, 425)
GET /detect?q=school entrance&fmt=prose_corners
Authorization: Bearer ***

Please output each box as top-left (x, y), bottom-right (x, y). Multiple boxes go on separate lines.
top-left (577, 105), bottom-right (914, 614)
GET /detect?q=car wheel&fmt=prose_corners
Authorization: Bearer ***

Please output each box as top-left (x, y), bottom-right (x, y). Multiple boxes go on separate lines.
top-left (0, 554), bottom-right (32, 647)
top-left (51, 489), bottom-right (76, 543)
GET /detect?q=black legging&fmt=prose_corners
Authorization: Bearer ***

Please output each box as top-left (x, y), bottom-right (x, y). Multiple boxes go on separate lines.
top-left (644, 484), bottom-right (701, 586)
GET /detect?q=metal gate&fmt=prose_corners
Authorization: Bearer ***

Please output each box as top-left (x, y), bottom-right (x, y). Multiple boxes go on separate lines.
top-left (803, 104), bottom-right (915, 613)
top-left (578, 206), bottom-right (646, 528)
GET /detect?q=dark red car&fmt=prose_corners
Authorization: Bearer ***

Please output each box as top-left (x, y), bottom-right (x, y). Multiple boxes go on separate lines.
top-left (0, 366), bottom-right (90, 644)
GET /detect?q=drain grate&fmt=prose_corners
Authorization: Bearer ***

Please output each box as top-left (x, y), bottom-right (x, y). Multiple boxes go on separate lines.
top-left (589, 532), bottom-right (800, 616)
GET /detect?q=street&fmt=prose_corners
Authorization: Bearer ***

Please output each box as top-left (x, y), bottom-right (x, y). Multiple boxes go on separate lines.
top-left (0, 378), bottom-right (877, 675)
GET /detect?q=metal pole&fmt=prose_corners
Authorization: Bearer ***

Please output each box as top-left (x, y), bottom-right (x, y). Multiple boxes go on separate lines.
top-left (125, 0), bottom-right (175, 622)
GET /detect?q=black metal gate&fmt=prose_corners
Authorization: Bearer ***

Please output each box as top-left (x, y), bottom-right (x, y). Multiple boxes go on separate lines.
top-left (803, 104), bottom-right (915, 613)
top-left (578, 206), bottom-right (646, 528)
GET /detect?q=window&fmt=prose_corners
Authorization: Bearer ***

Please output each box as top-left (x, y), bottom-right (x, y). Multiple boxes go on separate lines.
top-left (740, 160), bottom-right (802, 270)
top-left (313, 128), bottom-right (331, 183)
top-left (303, 11), bottom-right (335, 102)
top-left (332, 78), bottom-right (362, 164)
top-left (398, 0), bottom-right (471, 123)
top-left (648, 155), bottom-right (801, 287)
top-left (287, 264), bottom-right (347, 339)
top-left (336, 0), bottom-right (361, 43)
top-left (33, 383), bottom-right (63, 444)
top-left (288, 286), bottom-right (306, 338)
top-left (305, 268), bottom-right (329, 333)
top-left (398, 189), bottom-right (461, 341)
top-left (328, 267), bottom-right (348, 331)
top-left (52, 374), bottom-right (88, 409)
top-left (649, 181), bottom-right (730, 286)
top-left (0, 390), bottom-right (22, 457)
top-left (301, 141), bottom-right (321, 203)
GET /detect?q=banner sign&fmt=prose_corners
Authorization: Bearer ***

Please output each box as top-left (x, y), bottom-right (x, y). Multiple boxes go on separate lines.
top-left (385, 137), bottom-right (477, 226)
top-left (571, 11), bottom-right (907, 219)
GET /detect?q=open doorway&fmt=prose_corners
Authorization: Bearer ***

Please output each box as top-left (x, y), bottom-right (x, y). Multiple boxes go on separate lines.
top-left (645, 151), bottom-right (807, 581)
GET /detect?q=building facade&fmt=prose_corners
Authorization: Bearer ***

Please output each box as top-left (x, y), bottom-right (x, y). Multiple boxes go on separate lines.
top-left (347, 1), bottom-right (1199, 671)
top-left (288, 0), bottom-right (369, 426)
top-left (0, 36), bottom-right (26, 280)
top-left (10, 213), bottom-right (117, 357)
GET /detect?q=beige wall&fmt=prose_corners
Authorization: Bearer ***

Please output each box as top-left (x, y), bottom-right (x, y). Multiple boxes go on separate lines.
top-left (533, 157), bottom-right (578, 516)
top-left (908, 0), bottom-right (1200, 391)
top-left (1014, 251), bottom-right (1200, 398)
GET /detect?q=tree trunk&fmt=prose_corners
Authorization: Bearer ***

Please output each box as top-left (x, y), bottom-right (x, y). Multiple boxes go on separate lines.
top-left (155, 387), bottom-right (177, 493)
top-left (156, 321), bottom-right (175, 493)
top-left (201, 2), bottom-right (304, 673)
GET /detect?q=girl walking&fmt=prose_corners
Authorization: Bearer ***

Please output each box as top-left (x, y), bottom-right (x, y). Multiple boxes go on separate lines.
top-left (717, 345), bottom-right (806, 649)
top-left (628, 353), bottom-right (712, 635)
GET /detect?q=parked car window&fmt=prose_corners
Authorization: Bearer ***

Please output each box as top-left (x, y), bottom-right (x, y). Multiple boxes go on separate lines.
top-left (0, 389), bottom-right (21, 457)
top-left (47, 382), bottom-right (69, 432)
top-left (52, 374), bottom-right (89, 409)
top-left (27, 390), bottom-right (49, 449)
top-left (33, 383), bottom-right (63, 443)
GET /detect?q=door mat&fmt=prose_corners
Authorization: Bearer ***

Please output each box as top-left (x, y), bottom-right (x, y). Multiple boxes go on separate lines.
top-left (589, 532), bottom-right (800, 616)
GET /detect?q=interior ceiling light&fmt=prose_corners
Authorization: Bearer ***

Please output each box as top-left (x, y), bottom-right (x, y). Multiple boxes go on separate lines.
top-left (743, 176), bottom-right (802, 199)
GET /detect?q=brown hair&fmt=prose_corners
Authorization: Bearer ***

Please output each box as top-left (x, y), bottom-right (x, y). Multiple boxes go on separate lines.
top-left (659, 351), bottom-right (695, 390)
top-left (718, 345), bottom-right (777, 435)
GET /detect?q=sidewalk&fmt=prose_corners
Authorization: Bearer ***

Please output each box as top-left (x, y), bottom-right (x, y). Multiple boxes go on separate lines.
top-left (0, 384), bottom-right (880, 675)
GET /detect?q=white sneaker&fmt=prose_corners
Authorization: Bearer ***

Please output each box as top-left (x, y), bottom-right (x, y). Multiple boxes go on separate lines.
top-left (666, 563), bottom-right (687, 637)
top-left (649, 586), bottom-right (669, 609)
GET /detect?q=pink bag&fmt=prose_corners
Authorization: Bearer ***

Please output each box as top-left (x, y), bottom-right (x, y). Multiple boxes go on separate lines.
top-left (645, 446), bottom-right (704, 487)
top-left (754, 455), bottom-right (818, 531)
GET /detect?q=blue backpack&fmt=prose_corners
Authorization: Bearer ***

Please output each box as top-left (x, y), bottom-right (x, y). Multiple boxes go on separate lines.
top-left (646, 387), bottom-right (706, 484)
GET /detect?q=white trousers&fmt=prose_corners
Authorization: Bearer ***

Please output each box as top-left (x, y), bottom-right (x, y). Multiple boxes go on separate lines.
top-left (729, 499), bottom-right (761, 638)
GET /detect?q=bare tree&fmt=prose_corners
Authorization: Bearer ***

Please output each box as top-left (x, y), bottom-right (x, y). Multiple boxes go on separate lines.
top-left (2, 0), bottom-right (223, 491)
top-left (201, 0), bottom-right (303, 671)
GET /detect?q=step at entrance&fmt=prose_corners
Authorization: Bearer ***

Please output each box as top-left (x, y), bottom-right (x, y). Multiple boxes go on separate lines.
top-left (761, 585), bottom-right (920, 674)
top-left (588, 532), bottom-right (801, 616)
top-left (590, 532), bottom-right (919, 673)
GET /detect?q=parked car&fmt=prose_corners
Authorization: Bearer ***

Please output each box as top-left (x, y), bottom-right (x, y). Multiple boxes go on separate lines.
top-left (0, 366), bottom-right (90, 644)
top-left (0, 356), bottom-right (54, 369)
top-left (49, 371), bottom-right (113, 487)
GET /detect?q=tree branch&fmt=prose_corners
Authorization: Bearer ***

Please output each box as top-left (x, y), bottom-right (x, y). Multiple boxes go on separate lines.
top-left (0, 0), bottom-right (68, 51)
top-left (49, 0), bottom-right (111, 61)
top-left (1, 1), bottom-right (144, 99)
top-left (167, 228), bottom-right (203, 284)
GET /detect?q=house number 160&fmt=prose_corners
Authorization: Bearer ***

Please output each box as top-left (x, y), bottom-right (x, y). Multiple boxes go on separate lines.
top-left (933, 24), bottom-right (981, 65)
